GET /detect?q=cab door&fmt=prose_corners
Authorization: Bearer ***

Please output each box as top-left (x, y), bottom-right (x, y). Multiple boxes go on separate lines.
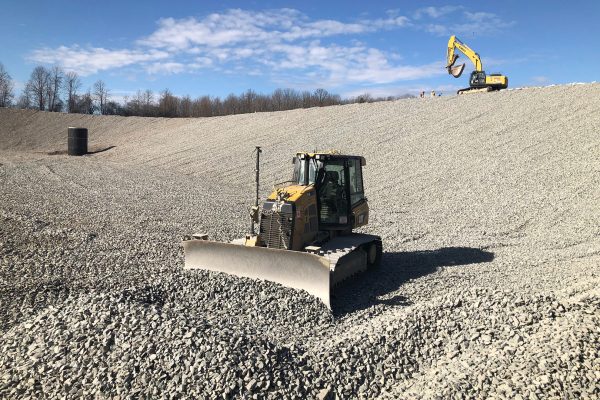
top-left (316, 159), bottom-right (351, 228)
top-left (348, 158), bottom-right (369, 228)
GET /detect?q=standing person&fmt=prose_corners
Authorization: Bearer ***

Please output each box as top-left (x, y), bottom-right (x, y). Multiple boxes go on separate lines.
top-left (431, 90), bottom-right (436, 98)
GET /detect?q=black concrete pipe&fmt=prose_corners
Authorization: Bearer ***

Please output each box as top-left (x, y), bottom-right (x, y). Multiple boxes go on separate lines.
top-left (68, 127), bottom-right (88, 156)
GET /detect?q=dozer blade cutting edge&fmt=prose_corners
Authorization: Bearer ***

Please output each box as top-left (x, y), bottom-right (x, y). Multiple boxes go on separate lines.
top-left (183, 239), bottom-right (332, 307)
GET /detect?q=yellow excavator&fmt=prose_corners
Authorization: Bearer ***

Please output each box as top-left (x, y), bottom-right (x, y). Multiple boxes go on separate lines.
top-left (447, 35), bottom-right (508, 94)
top-left (183, 148), bottom-right (382, 308)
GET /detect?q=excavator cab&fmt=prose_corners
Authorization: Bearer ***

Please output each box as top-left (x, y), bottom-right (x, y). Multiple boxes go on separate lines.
top-left (469, 71), bottom-right (488, 88)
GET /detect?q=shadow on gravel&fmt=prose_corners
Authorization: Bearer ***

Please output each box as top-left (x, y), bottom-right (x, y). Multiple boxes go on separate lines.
top-left (331, 247), bottom-right (494, 316)
top-left (46, 146), bottom-right (116, 156)
top-left (86, 145), bottom-right (116, 155)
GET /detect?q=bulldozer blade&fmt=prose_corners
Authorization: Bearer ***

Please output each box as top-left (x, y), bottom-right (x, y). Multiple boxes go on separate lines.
top-left (449, 63), bottom-right (465, 78)
top-left (183, 240), bottom-right (332, 307)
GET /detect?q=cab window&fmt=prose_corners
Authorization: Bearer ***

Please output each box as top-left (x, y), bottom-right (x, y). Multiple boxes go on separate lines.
top-left (349, 158), bottom-right (364, 205)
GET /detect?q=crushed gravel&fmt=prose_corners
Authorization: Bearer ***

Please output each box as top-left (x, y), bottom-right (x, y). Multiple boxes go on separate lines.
top-left (1, 83), bottom-right (599, 398)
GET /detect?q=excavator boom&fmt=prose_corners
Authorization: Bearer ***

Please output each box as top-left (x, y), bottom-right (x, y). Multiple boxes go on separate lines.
top-left (447, 35), bottom-right (483, 77)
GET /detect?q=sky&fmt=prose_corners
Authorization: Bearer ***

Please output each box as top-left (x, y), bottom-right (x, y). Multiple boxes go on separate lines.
top-left (1, 0), bottom-right (599, 100)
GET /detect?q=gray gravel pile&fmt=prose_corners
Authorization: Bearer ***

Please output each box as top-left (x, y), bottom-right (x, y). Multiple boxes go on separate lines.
top-left (1, 83), bottom-right (599, 398)
top-left (317, 289), bottom-right (600, 399)
top-left (0, 292), bottom-right (322, 399)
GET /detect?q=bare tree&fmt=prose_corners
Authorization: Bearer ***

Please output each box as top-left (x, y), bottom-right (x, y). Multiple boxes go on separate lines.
top-left (356, 93), bottom-right (373, 103)
top-left (223, 93), bottom-right (239, 115)
top-left (211, 96), bottom-right (223, 116)
top-left (103, 100), bottom-right (122, 115)
top-left (17, 78), bottom-right (359, 117)
top-left (255, 93), bottom-right (271, 112)
top-left (26, 66), bottom-right (50, 110)
top-left (281, 88), bottom-right (301, 110)
top-left (63, 71), bottom-right (81, 113)
top-left (17, 84), bottom-right (34, 109)
top-left (179, 95), bottom-right (192, 117)
top-left (142, 89), bottom-right (154, 116)
top-left (126, 90), bottom-right (143, 116)
top-left (271, 88), bottom-right (284, 111)
top-left (301, 90), bottom-right (313, 108)
top-left (240, 89), bottom-right (257, 114)
top-left (158, 89), bottom-right (179, 117)
top-left (46, 66), bottom-right (63, 112)
top-left (0, 63), bottom-right (15, 107)
top-left (313, 88), bottom-right (330, 107)
top-left (77, 90), bottom-right (94, 114)
top-left (93, 80), bottom-right (109, 114)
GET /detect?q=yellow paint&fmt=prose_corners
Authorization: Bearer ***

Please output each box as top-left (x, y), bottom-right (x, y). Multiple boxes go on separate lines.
top-left (267, 185), bottom-right (313, 202)
top-left (447, 35), bottom-right (508, 90)
top-left (447, 35), bottom-right (483, 72)
top-left (352, 200), bottom-right (369, 229)
top-left (244, 235), bottom-right (259, 247)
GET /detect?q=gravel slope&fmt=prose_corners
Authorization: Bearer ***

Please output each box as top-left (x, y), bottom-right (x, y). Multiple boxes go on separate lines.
top-left (0, 83), bottom-right (599, 399)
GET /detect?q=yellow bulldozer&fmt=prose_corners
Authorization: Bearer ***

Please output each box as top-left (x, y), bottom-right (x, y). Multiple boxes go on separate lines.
top-left (183, 148), bottom-right (382, 307)
top-left (446, 35), bottom-right (509, 94)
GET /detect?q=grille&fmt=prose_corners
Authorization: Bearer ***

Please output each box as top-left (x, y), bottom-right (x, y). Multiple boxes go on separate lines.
top-left (260, 208), bottom-right (294, 249)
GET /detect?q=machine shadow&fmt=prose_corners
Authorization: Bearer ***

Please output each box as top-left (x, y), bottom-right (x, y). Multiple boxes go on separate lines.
top-left (87, 145), bottom-right (116, 154)
top-left (331, 247), bottom-right (494, 316)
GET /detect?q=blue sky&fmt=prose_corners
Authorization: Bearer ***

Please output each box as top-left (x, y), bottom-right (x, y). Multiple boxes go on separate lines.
top-left (1, 0), bottom-right (599, 100)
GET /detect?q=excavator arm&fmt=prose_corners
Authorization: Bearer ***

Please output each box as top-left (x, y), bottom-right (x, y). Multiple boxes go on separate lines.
top-left (447, 35), bottom-right (483, 78)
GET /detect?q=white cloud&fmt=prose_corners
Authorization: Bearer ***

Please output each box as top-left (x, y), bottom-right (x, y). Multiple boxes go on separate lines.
top-left (414, 6), bottom-right (462, 19)
top-left (424, 10), bottom-right (514, 36)
top-left (532, 76), bottom-right (550, 84)
top-left (27, 7), bottom-right (513, 88)
top-left (144, 62), bottom-right (186, 74)
top-left (369, 16), bottom-right (411, 29)
top-left (137, 9), bottom-right (402, 50)
top-left (29, 46), bottom-right (169, 76)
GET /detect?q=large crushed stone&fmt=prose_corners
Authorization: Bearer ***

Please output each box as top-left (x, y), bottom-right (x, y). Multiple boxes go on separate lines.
top-left (1, 83), bottom-right (599, 398)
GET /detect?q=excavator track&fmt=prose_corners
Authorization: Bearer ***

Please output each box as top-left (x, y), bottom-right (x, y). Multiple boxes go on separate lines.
top-left (457, 86), bottom-right (493, 95)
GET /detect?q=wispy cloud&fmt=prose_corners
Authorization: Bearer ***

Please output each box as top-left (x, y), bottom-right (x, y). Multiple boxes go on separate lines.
top-left (423, 10), bottom-right (514, 36)
top-left (136, 8), bottom-right (412, 51)
top-left (27, 7), bottom-right (513, 87)
top-left (414, 6), bottom-right (463, 19)
top-left (30, 46), bottom-right (169, 76)
top-left (531, 76), bottom-right (550, 84)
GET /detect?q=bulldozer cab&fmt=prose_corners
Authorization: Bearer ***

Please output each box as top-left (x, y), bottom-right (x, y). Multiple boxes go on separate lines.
top-left (293, 153), bottom-right (366, 230)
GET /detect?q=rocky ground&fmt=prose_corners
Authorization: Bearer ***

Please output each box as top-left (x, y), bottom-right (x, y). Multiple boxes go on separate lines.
top-left (0, 83), bottom-right (599, 398)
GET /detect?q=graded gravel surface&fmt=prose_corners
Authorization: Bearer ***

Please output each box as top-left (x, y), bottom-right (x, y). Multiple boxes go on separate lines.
top-left (0, 83), bottom-right (599, 399)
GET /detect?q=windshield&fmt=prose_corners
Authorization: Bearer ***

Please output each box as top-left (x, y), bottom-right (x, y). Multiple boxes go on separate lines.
top-left (293, 157), bottom-right (318, 185)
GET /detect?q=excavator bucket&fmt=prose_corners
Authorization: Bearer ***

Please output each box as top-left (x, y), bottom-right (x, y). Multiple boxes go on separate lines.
top-left (446, 53), bottom-right (465, 78)
top-left (183, 239), bottom-right (332, 307)
top-left (449, 62), bottom-right (465, 78)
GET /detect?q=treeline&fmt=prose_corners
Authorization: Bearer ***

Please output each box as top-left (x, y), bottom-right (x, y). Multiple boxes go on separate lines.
top-left (0, 63), bottom-right (413, 117)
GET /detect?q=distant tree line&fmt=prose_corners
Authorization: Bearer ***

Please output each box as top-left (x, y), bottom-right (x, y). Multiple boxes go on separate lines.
top-left (0, 63), bottom-right (414, 117)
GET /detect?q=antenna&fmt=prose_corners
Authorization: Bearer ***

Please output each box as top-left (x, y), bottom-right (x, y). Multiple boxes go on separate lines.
top-left (250, 146), bottom-right (262, 235)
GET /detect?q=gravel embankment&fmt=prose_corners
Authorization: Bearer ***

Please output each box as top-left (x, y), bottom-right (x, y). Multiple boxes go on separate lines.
top-left (1, 83), bottom-right (599, 398)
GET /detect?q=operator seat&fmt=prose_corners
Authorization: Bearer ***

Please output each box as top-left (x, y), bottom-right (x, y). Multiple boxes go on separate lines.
top-left (319, 170), bottom-right (343, 223)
